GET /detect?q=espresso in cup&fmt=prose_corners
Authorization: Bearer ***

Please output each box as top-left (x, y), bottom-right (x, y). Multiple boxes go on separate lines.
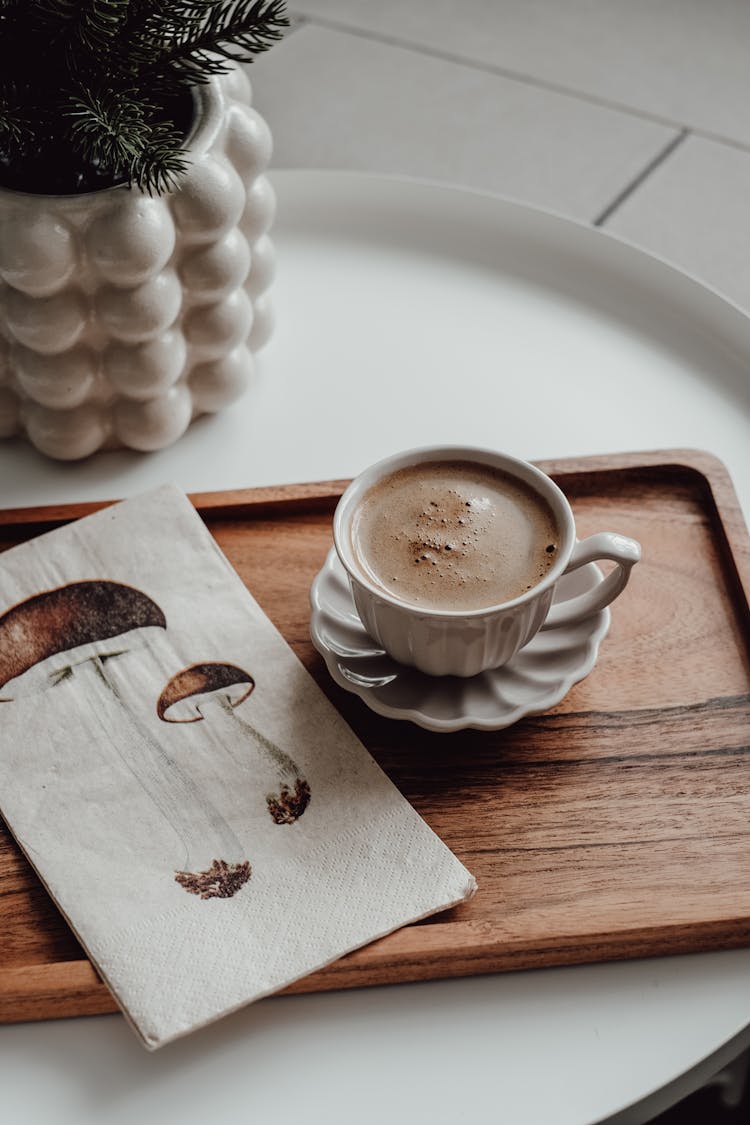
top-left (333, 445), bottom-right (640, 677)
top-left (349, 459), bottom-right (560, 612)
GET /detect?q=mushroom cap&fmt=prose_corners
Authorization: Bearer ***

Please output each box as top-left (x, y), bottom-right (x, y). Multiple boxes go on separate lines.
top-left (0, 580), bottom-right (166, 694)
top-left (157, 662), bottom-right (254, 722)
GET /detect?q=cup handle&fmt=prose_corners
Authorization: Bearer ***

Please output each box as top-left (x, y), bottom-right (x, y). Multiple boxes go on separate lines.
top-left (542, 532), bottom-right (641, 630)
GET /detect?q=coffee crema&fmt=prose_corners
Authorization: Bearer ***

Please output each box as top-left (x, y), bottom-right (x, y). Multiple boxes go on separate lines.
top-left (350, 460), bottom-right (560, 612)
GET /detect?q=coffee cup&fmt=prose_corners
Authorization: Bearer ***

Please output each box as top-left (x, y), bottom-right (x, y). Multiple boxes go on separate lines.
top-left (332, 446), bottom-right (641, 677)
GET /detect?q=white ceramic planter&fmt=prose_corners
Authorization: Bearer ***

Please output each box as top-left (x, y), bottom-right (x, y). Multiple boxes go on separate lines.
top-left (0, 67), bottom-right (275, 459)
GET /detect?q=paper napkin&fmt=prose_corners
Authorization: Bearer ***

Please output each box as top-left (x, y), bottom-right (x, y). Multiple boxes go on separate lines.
top-left (0, 486), bottom-right (475, 1048)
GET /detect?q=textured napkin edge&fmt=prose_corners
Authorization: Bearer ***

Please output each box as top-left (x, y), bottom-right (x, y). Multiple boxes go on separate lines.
top-left (2, 739), bottom-right (477, 1054)
top-left (140, 870), bottom-right (478, 1050)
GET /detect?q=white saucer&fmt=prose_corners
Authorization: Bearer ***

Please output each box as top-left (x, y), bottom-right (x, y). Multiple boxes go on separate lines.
top-left (309, 549), bottom-right (610, 732)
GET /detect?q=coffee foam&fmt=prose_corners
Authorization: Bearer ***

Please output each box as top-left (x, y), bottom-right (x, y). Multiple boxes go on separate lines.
top-left (351, 460), bottom-right (559, 612)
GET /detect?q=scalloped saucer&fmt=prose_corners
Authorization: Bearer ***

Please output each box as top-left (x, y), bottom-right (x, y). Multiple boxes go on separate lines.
top-left (309, 548), bottom-right (610, 732)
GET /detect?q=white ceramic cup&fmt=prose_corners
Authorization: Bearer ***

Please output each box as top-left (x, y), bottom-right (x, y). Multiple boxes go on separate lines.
top-left (332, 445), bottom-right (641, 677)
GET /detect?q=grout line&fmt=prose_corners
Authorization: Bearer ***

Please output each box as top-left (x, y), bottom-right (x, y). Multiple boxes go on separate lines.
top-left (292, 12), bottom-right (750, 155)
top-left (592, 129), bottom-right (689, 227)
top-left (295, 14), bottom-right (691, 127)
top-left (283, 13), bottom-right (309, 37)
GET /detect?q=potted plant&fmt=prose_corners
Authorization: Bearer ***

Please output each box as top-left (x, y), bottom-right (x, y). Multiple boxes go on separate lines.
top-left (0, 0), bottom-right (288, 460)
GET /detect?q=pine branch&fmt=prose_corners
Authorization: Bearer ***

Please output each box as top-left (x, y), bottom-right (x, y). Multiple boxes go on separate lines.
top-left (64, 87), bottom-right (152, 170)
top-left (112, 1), bottom-right (225, 78)
top-left (32, 0), bottom-right (132, 91)
top-left (36, 0), bottom-right (131, 51)
top-left (76, 0), bottom-right (132, 56)
top-left (64, 86), bottom-right (189, 196)
top-left (149, 0), bottom-right (288, 82)
top-left (31, 0), bottom-right (79, 28)
top-left (0, 91), bottom-right (34, 153)
top-left (0, 0), bottom-right (289, 195)
top-left (132, 119), bottom-right (190, 195)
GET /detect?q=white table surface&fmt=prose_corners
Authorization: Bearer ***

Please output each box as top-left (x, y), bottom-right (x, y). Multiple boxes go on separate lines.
top-left (2, 171), bottom-right (750, 1124)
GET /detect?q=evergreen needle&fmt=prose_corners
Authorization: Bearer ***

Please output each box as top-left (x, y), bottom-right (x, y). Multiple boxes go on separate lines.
top-left (0, 0), bottom-right (289, 194)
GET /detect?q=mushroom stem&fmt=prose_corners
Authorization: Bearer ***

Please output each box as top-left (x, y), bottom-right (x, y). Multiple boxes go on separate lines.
top-left (78, 657), bottom-right (251, 898)
top-left (211, 694), bottom-right (298, 777)
top-left (205, 695), bottom-right (311, 825)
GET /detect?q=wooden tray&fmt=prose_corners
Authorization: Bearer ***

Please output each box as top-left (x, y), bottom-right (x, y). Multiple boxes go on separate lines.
top-left (2, 448), bottom-right (750, 1024)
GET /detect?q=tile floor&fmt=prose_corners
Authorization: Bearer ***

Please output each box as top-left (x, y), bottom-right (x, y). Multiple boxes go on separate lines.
top-left (249, 5), bottom-right (750, 1122)
top-left (250, 0), bottom-right (750, 313)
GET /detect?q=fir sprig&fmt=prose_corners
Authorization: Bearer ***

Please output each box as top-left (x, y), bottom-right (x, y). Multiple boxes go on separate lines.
top-left (65, 88), bottom-right (190, 193)
top-left (151, 0), bottom-right (288, 81)
top-left (0, 0), bottom-right (288, 195)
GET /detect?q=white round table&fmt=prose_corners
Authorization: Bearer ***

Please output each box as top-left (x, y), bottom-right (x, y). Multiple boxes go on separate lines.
top-left (2, 172), bottom-right (750, 1124)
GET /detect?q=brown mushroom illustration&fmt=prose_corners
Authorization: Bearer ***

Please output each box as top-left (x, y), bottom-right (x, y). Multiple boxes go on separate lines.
top-left (0, 580), bottom-right (165, 698)
top-left (157, 662), bottom-right (311, 825)
top-left (0, 581), bottom-right (251, 900)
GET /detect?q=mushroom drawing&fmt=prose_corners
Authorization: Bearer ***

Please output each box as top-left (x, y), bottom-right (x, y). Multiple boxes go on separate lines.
top-left (157, 662), bottom-right (311, 825)
top-left (0, 581), bottom-right (251, 900)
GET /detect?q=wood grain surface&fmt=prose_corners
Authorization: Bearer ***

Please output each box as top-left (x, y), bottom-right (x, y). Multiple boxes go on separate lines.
top-left (2, 448), bottom-right (750, 1024)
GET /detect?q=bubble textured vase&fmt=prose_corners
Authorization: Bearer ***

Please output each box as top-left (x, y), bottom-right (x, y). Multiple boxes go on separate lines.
top-left (0, 68), bottom-right (275, 460)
